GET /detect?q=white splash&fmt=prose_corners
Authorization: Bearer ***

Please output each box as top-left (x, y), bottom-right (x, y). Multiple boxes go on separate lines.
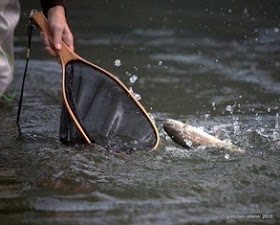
top-left (114, 59), bottom-right (122, 67)
top-left (129, 75), bottom-right (138, 83)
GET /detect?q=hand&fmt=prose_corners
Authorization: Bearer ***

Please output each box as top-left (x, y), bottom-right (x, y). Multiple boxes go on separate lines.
top-left (40, 6), bottom-right (74, 56)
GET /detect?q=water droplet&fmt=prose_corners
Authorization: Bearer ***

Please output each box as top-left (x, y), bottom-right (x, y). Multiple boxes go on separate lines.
top-left (204, 113), bottom-right (210, 119)
top-left (129, 75), bottom-right (138, 83)
top-left (184, 139), bottom-right (193, 147)
top-left (233, 118), bottom-right (240, 135)
top-left (212, 102), bottom-right (216, 110)
top-left (224, 153), bottom-right (230, 159)
top-left (275, 112), bottom-right (279, 129)
top-left (114, 59), bottom-right (121, 67)
top-left (226, 105), bottom-right (232, 112)
top-left (129, 87), bottom-right (141, 100)
top-left (274, 27), bottom-right (279, 33)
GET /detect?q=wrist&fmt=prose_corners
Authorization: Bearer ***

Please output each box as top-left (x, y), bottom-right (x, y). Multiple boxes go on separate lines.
top-left (47, 5), bottom-right (65, 17)
top-left (40, 0), bottom-right (66, 16)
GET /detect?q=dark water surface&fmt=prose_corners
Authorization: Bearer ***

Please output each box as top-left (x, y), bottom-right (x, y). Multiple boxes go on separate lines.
top-left (1, 1), bottom-right (279, 224)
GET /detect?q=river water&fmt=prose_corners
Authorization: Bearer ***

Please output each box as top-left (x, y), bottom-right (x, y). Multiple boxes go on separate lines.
top-left (0, 1), bottom-right (279, 224)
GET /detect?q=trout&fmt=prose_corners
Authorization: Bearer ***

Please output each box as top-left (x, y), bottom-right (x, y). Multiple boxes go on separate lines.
top-left (163, 119), bottom-right (245, 153)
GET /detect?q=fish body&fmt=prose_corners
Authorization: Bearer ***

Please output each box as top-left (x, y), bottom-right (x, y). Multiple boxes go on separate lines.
top-left (163, 119), bottom-right (245, 153)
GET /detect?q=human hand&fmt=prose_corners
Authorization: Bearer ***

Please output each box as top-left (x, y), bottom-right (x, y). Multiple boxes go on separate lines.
top-left (40, 6), bottom-right (74, 56)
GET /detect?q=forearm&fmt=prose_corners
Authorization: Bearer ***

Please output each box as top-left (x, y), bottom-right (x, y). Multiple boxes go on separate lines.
top-left (40, 0), bottom-right (65, 15)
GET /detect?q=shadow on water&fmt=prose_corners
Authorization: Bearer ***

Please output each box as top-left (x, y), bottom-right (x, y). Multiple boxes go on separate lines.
top-left (0, 0), bottom-right (279, 224)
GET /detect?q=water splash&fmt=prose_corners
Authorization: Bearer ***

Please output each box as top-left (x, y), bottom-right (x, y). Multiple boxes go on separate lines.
top-left (224, 153), bottom-right (230, 160)
top-left (275, 112), bottom-right (279, 129)
top-left (114, 59), bottom-right (122, 67)
top-left (129, 87), bottom-right (141, 100)
top-left (224, 102), bottom-right (241, 135)
top-left (129, 75), bottom-right (138, 84)
top-left (212, 102), bottom-right (216, 111)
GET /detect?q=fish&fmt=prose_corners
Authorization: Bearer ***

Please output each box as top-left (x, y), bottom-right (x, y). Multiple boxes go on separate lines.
top-left (163, 119), bottom-right (245, 153)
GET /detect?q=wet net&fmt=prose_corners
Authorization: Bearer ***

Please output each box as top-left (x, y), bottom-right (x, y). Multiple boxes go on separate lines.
top-left (59, 61), bottom-right (158, 152)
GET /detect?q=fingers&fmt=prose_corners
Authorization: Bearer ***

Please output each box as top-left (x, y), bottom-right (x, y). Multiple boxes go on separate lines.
top-left (62, 24), bottom-right (74, 52)
top-left (51, 23), bottom-right (63, 51)
top-left (40, 31), bottom-right (57, 56)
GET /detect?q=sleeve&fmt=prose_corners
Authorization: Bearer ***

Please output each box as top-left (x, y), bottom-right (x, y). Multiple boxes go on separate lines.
top-left (40, 0), bottom-right (65, 16)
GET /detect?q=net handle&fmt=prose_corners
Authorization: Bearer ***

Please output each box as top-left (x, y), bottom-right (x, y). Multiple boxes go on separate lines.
top-left (31, 10), bottom-right (92, 144)
top-left (31, 11), bottom-right (79, 65)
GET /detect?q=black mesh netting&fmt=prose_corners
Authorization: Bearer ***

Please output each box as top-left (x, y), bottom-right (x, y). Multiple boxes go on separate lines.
top-left (59, 60), bottom-right (158, 152)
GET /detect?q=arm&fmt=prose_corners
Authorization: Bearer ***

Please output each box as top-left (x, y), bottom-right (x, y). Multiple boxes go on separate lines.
top-left (40, 0), bottom-right (74, 56)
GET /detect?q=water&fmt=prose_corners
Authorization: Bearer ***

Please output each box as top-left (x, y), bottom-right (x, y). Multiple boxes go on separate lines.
top-left (1, 1), bottom-right (279, 224)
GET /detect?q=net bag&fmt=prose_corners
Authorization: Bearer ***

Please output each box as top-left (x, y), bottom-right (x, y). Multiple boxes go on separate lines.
top-left (59, 61), bottom-right (158, 152)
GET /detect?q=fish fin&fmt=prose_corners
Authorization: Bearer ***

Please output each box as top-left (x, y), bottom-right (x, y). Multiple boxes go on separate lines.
top-left (220, 139), bottom-right (245, 153)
